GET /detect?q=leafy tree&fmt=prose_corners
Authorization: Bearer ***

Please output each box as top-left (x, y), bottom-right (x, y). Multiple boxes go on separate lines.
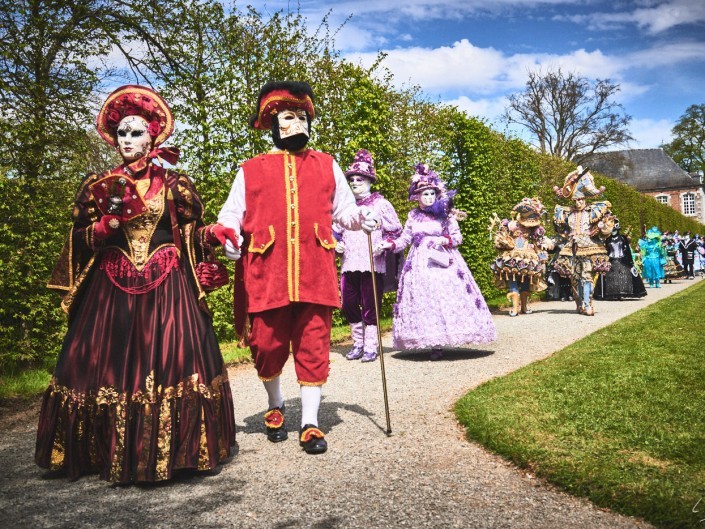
top-left (0, 1), bottom-right (120, 369)
top-left (0, 0), bottom-right (122, 180)
top-left (662, 103), bottom-right (705, 175)
top-left (502, 67), bottom-right (634, 163)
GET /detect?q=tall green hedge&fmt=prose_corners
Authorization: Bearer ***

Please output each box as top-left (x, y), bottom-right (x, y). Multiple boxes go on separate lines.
top-left (2, 104), bottom-right (703, 373)
top-left (3, 82), bottom-right (705, 373)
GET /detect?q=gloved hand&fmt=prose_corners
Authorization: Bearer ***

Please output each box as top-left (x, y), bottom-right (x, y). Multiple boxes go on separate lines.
top-left (335, 240), bottom-right (345, 254)
top-left (360, 206), bottom-right (380, 234)
top-left (205, 224), bottom-right (238, 247)
top-left (223, 239), bottom-right (242, 261)
top-left (374, 241), bottom-right (393, 256)
top-left (93, 215), bottom-right (121, 240)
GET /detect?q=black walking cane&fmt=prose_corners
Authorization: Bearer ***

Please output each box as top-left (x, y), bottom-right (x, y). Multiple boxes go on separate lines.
top-left (367, 232), bottom-right (392, 436)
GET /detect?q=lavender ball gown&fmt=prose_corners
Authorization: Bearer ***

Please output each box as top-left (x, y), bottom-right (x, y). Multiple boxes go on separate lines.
top-left (390, 208), bottom-right (497, 350)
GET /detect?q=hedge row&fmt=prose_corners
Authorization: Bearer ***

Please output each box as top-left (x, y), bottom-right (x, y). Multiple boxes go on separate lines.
top-left (1, 111), bottom-right (702, 371)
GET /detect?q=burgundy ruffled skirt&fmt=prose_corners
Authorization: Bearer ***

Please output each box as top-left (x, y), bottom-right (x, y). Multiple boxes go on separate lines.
top-left (35, 254), bottom-right (236, 483)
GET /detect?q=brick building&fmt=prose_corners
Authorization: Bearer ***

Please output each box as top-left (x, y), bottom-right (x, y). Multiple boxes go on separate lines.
top-left (585, 148), bottom-right (705, 224)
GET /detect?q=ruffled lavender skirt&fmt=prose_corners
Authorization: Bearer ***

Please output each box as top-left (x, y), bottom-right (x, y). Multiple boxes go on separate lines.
top-left (392, 245), bottom-right (496, 350)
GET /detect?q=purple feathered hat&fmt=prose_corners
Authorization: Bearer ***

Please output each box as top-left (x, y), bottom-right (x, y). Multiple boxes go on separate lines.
top-left (408, 163), bottom-right (445, 200)
top-left (345, 149), bottom-right (377, 182)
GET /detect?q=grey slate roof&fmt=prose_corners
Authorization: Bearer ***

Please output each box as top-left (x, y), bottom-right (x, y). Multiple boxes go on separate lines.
top-left (584, 148), bottom-right (701, 192)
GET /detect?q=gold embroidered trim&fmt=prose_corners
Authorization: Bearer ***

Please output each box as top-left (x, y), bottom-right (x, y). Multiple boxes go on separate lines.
top-left (314, 223), bottom-right (337, 250)
top-left (197, 407), bottom-right (210, 470)
top-left (283, 152), bottom-right (301, 302)
top-left (258, 94), bottom-right (314, 123)
top-left (44, 368), bottom-right (231, 481)
top-left (215, 392), bottom-right (227, 460)
top-left (109, 396), bottom-right (128, 481)
top-left (258, 370), bottom-right (283, 382)
top-left (85, 223), bottom-right (92, 249)
top-left (293, 155), bottom-right (300, 302)
top-left (298, 379), bottom-right (326, 387)
top-left (285, 153), bottom-right (295, 301)
top-left (50, 410), bottom-right (66, 470)
top-left (47, 370), bottom-right (229, 408)
top-left (177, 179), bottom-right (194, 220)
top-left (120, 186), bottom-right (166, 271)
top-left (248, 225), bottom-right (276, 254)
top-left (156, 394), bottom-right (172, 480)
top-left (137, 398), bottom-right (154, 482)
top-left (60, 255), bottom-right (97, 314)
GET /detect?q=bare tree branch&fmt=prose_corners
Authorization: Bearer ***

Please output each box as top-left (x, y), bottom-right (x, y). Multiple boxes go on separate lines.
top-left (502, 67), bottom-right (634, 162)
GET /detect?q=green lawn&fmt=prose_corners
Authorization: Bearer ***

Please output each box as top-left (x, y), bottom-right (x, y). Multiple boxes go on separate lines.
top-left (455, 280), bottom-right (705, 529)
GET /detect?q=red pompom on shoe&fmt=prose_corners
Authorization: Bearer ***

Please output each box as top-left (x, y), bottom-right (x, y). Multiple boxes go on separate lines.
top-left (93, 215), bottom-right (121, 240)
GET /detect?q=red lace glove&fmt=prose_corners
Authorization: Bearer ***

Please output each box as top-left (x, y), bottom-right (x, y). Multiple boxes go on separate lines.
top-left (93, 215), bottom-right (121, 240)
top-left (204, 224), bottom-right (239, 248)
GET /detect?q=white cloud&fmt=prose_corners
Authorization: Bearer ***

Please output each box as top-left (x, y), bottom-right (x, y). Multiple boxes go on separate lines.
top-left (443, 94), bottom-right (509, 121)
top-left (334, 23), bottom-right (389, 52)
top-left (334, 0), bottom-right (600, 22)
top-left (346, 40), bottom-right (630, 95)
top-left (347, 33), bottom-right (705, 113)
top-left (628, 117), bottom-right (674, 148)
top-left (558, 0), bottom-right (705, 34)
top-left (625, 41), bottom-right (705, 69)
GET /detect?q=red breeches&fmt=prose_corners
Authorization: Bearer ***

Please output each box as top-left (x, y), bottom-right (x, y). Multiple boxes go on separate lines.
top-left (249, 303), bottom-right (333, 385)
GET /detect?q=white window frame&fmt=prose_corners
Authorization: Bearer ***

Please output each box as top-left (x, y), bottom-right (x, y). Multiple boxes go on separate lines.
top-left (681, 192), bottom-right (696, 216)
top-left (654, 194), bottom-right (670, 205)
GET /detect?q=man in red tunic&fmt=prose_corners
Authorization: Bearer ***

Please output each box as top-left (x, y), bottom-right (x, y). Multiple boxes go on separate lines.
top-left (218, 81), bottom-right (378, 454)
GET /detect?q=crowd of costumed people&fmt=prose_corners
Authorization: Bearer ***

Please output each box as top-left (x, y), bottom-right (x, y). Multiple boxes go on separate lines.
top-left (35, 81), bottom-right (702, 484)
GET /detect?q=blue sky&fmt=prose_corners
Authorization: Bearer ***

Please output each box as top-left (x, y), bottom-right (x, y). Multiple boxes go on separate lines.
top-left (248, 0), bottom-right (705, 150)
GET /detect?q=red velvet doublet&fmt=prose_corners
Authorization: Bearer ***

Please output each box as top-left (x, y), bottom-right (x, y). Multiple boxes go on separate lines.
top-left (240, 149), bottom-right (340, 313)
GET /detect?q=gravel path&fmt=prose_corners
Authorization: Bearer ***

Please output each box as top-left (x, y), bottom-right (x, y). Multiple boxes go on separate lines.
top-left (2, 277), bottom-right (701, 529)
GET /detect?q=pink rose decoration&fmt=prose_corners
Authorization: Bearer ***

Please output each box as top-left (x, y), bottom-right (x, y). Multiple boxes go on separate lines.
top-left (107, 109), bottom-right (122, 127)
top-left (148, 121), bottom-right (161, 137)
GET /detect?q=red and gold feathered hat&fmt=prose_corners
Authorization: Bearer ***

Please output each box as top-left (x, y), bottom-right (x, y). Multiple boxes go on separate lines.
top-left (96, 85), bottom-right (174, 147)
top-left (250, 81), bottom-right (315, 131)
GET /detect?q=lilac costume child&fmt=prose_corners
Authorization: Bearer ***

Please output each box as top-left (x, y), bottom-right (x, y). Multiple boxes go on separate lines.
top-left (335, 150), bottom-right (402, 362)
top-left (379, 164), bottom-right (496, 358)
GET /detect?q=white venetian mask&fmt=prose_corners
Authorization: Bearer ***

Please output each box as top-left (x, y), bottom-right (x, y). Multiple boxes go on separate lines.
top-left (419, 189), bottom-right (437, 208)
top-left (348, 175), bottom-right (372, 198)
top-left (116, 115), bottom-right (152, 162)
top-left (277, 108), bottom-right (309, 139)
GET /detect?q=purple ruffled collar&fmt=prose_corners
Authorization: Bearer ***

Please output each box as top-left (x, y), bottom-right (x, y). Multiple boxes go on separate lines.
top-left (356, 192), bottom-right (383, 207)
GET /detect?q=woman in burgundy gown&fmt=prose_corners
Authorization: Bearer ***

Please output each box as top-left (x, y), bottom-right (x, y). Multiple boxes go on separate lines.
top-left (35, 85), bottom-right (238, 483)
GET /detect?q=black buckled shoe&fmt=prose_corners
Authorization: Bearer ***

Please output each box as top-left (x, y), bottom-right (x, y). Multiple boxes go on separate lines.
top-left (299, 424), bottom-right (327, 454)
top-left (264, 405), bottom-right (288, 443)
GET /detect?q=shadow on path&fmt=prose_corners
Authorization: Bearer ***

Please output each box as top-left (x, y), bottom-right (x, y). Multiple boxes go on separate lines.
top-left (391, 348), bottom-right (494, 362)
top-left (273, 516), bottom-right (344, 529)
top-left (239, 398), bottom-right (381, 436)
